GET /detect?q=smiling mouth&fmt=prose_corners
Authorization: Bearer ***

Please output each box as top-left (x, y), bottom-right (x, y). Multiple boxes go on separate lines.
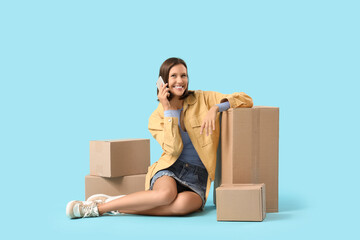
top-left (173, 86), bottom-right (184, 90)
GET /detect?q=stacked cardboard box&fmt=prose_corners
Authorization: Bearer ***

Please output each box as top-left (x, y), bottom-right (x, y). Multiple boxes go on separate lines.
top-left (214, 106), bottom-right (279, 221)
top-left (216, 184), bottom-right (266, 221)
top-left (85, 139), bottom-right (150, 199)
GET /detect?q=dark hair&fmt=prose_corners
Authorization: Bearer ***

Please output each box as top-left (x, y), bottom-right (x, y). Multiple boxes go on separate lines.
top-left (157, 57), bottom-right (194, 102)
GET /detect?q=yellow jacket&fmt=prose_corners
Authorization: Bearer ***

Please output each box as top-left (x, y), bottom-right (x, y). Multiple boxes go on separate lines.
top-left (145, 90), bottom-right (253, 202)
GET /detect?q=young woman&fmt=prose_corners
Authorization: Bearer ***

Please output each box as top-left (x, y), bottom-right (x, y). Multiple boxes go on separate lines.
top-left (66, 57), bottom-right (253, 218)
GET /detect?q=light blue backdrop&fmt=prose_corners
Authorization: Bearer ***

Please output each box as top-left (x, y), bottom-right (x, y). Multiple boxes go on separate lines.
top-left (1, 0), bottom-right (359, 239)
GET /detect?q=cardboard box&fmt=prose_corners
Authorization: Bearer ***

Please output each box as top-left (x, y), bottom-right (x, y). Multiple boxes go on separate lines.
top-left (85, 174), bottom-right (146, 199)
top-left (214, 106), bottom-right (279, 212)
top-left (90, 139), bottom-right (150, 177)
top-left (216, 184), bottom-right (266, 222)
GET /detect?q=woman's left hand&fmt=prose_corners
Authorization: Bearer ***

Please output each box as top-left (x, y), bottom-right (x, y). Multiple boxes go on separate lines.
top-left (200, 106), bottom-right (219, 136)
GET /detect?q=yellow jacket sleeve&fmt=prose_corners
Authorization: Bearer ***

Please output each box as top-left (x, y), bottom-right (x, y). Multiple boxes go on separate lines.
top-left (148, 108), bottom-right (184, 157)
top-left (202, 91), bottom-right (253, 109)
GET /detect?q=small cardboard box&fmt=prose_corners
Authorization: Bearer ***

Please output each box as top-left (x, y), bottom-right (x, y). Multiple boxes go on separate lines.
top-left (214, 106), bottom-right (279, 212)
top-left (216, 184), bottom-right (266, 222)
top-left (90, 139), bottom-right (150, 177)
top-left (85, 174), bottom-right (146, 199)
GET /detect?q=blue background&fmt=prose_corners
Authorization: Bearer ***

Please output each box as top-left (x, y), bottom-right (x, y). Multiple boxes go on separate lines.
top-left (1, 0), bottom-right (359, 239)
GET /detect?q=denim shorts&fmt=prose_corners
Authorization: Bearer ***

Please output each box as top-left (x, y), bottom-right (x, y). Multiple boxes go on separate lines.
top-left (149, 159), bottom-right (208, 210)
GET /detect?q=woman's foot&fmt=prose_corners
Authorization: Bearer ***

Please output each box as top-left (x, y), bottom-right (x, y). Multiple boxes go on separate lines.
top-left (66, 200), bottom-right (99, 219)
top-left (86, 194), bottom-right (126, 215)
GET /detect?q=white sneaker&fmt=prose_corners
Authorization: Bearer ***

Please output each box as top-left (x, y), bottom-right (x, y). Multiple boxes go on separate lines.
top-left (86, 194), bottom-right (126, 215)
top-left (86, 193), bottom-right (126, 204)
top-left (66, 200), bottom-right (99, 219)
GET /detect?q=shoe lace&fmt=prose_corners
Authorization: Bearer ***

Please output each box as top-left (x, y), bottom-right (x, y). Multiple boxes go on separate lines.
top-left (82, 202), bottom-right (99, 218)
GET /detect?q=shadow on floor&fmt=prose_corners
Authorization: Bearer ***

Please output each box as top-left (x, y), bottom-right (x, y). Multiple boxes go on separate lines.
top-left (188, 205), bottom-right (216, 217)
top-left (279, 194), bottom-right (307, 212)
top-left (264, 212), bottom-right (292, 221)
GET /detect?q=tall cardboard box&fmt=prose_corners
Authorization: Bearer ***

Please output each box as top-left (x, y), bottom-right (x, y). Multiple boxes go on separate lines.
top-left (216, 184), bottom-right (266, 222)
top-left (214, 106), bottom-right (279, 212)
top-left (90, 139), bottom-right (150, 178)
top-left (85, 174), bottom-right (146, 199)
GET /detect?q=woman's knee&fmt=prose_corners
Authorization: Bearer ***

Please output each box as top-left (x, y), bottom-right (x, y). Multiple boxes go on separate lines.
top-left (154, 188), bottom-right (177, 205)
top-left (152, 176), bottom-right (178, 205)
top-left (170, 192), bottom-right (202, 215)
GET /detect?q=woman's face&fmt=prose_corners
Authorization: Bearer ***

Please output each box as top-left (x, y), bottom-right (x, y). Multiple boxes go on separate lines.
top-left (168, 64), bottom-right (188, 98)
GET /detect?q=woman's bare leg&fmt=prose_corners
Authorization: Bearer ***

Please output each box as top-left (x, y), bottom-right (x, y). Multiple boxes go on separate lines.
top-left (121, 191), bottom-right (203, 216)
top-left (97, 176), bottom-right (177, 215)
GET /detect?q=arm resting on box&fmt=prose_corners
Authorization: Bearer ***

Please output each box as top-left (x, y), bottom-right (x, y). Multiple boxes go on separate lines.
top-left (203, 91), bottom-right (253, 109)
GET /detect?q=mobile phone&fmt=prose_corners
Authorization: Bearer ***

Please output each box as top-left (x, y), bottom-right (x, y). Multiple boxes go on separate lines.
top-left (156, 76), bottom-right (165, 90)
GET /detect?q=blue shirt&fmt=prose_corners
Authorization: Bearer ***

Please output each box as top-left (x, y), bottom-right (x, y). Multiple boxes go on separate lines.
top-left (164, 101), bottom-right (230, 168)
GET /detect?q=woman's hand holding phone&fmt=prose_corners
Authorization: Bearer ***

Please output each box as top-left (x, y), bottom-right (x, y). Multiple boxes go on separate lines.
top-left (157, 81), bottom-right (171, 111)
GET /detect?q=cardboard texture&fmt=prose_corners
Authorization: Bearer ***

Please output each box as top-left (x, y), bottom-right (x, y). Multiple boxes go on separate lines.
top-left (90, 139), bottom-right (150, 177)
top-left (214, 106), bottom-right (279, 212)
top-left (85, 174), bottom-right (146, 199)
top-left (216, 184), bottom-right (266, 222)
